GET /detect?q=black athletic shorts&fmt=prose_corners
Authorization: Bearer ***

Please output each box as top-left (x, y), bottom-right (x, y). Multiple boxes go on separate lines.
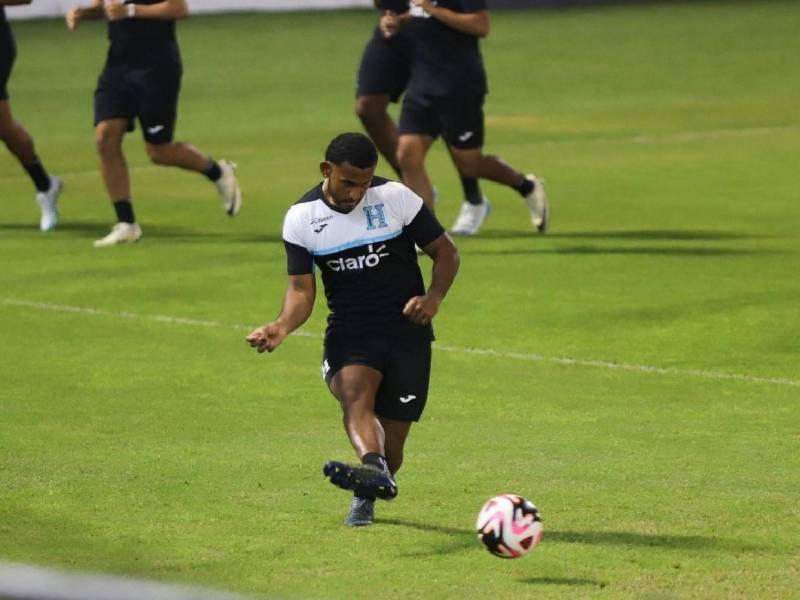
top-left (322, 331), bottom-right (432, 422)
top-left (355, 29), bottom-right (414, 102)
top-left (399, 91), bottom-right (485, 150)
top-left (94, 47), bottom-right (182, 145)
top-left (0, 28), bottom-right (15, 101)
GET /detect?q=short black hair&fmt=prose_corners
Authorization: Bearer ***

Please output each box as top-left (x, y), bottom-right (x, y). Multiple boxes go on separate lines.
top-left (325, 133), bottom-right (378, 169)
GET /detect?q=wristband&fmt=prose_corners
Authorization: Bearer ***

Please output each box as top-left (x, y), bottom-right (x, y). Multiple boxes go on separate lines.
top-left (126, 3), bottom-right (136, 18)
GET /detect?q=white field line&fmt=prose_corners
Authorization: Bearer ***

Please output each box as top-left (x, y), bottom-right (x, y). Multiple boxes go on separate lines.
top-left (3, 298), bottom-right (798, 388)
top-left (0, 125), bottom-right (797, 183)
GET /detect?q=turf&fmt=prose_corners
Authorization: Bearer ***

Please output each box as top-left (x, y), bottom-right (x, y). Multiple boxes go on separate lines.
top-left (1, 1), bottom-right (799, 598)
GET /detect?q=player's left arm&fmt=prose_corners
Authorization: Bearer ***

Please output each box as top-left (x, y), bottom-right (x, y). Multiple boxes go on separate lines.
top-left (404, 233), bottom-right (460, 325)
top-left (411, 0), bottom-right (489, 38)
top-left (104, 0), bottom-right (188, 22)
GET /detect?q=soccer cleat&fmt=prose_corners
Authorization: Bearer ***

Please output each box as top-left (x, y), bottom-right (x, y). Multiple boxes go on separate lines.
top-left (323, 460), bottom-right (398, 501)
top-left (345, 495), bottom-right (375, 527)
top-left (216, 159), bottom-right (242, 217)
top-left (36, 175), bottom-right (63, 232)
top-left (524, 174), bottom-right (549, 233)
top-left (93, 222), bottom-right (143, 247)
top-left (450, 198), bottom-right (491, 236)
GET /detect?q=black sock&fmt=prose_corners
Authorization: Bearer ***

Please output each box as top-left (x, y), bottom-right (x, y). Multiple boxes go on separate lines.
top-left (203, 159), bottom-right (222, 182)
top-left (517, 177), bottom-right (534, 198)
top-left (113, 199), bottom-right (136, 224)
top-left (361, 452), bottom-right (389, 473)
top-left (461, 176), bottom-right (483, 205)
top-left (23, 159), bottom-right (51, 192)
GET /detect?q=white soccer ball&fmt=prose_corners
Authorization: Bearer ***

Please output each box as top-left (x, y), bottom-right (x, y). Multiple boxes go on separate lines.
top-left (476, 494), bottom-right (543, 558)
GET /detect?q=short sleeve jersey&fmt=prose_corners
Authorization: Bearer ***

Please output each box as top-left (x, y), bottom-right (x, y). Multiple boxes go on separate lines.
top-left (406, 0), bottom-right (487, 98)
top-left (282, 177), bottom-right (445, 339)
top-left (108, 0), bottom-right (176, 49)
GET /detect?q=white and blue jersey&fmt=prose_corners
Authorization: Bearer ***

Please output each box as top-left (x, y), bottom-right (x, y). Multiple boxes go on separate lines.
top-left (283, 176), bottom-right (444, 339)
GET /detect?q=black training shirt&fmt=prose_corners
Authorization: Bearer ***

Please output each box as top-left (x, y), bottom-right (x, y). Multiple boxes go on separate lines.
top-left (405, 0), bottom-right (488, 98)
top-left (108, 0), bottom-right (176, 47)
top-left (282, 177), bottom-right (444, 339)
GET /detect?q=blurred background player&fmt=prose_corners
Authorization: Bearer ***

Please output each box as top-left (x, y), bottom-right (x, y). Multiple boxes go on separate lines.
top-left (384, 0), bottom-right (550, 236)
top-left (246, 133), bottom-right (459, 527)
top-left (1, 0), bottom-right (62, 231)
top-left (65, 0), bottom-right (241, 247)
top-left (356, 0), bottom-right (480, 219)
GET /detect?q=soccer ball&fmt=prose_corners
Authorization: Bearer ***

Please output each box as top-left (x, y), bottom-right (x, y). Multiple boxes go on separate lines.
top-left (476, 494), bottom-right (543, 558)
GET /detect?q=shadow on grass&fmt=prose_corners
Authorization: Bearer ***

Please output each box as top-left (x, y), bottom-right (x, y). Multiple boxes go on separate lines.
top-left (464, 245), bottom-right (784, 257)
top-left (520, 577), bottom-right (606, 588)
top-left (379, 518), bottom-right (475, 556)
top-left (378, 520), bottom-right (761, 555)
top-left (477, 229), bottom-right (769, 241)
top-left (0, 221), bottom-right (282, 244)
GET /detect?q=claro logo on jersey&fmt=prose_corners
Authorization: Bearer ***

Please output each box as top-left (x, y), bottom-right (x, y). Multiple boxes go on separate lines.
top-left (327, 244), bottom-right (389, 272)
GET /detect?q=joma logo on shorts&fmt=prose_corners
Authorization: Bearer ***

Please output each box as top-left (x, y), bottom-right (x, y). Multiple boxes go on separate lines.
top-left (327, 244), bottom-right (389, 272)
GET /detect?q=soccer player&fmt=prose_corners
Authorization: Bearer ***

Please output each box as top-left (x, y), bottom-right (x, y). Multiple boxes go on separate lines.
top-left (65, 0), bottom-right (242, 247)
top-left (356, 0), bottom-right (480, 215)
top-left (246, 133), bottom-right (459, 527)
top-left (1, 0), bottom-right (62, 231)
top-left (383, 0), bottom-right (550, 236)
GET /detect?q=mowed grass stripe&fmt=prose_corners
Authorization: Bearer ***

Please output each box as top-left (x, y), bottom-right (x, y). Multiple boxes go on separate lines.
top-left (2, 124), bottom-right (797, 184)
top-left (4, 298), bottom-right (797, 388)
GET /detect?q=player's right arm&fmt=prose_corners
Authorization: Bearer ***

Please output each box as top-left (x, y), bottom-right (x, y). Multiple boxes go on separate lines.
top-left (246, 274), bottom-right (316, 354)
top-left (65, 0), bottom-right (104, 31)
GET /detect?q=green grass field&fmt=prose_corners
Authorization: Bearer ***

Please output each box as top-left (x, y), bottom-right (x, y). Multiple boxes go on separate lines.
top-left (1, 1), bottom-right (799, 598)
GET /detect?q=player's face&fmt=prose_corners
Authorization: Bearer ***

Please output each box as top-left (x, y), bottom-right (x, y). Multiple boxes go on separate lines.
top-left (321, 161), bottom-right (375, 211)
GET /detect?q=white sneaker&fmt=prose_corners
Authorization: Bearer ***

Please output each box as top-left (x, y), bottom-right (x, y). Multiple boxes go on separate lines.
top-left (94, 222), bottom-right (143, 247)
top-left (451, 198), bottom-right (490, 236)
top-left (524, 174), bottom-right (549, 233)
top-left (216, 159), bottom-right (241, 217)
top-left (36, 175), bottom-right (63, 232)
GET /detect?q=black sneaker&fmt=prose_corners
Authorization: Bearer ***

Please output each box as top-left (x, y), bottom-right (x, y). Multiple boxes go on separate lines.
top-left (345, 496), bottom-right (375, 527)
top-left (323, 461), bottom-right (398, 501)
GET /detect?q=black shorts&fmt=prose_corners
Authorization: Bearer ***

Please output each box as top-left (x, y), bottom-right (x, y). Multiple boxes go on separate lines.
top-left (322, 332), bottom-right (432, 422)
top-left (399, 92), bottom-right (485, 150)
top-left (0, 29), bottom-right (15, 101)
top-left (94, 56), bottom-right (182, 145)
top-left (355, 29), bottom-right (413, 102)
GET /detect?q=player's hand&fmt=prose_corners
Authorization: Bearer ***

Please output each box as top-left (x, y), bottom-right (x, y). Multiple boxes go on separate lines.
top-left (104, 0), bottom-right (127, 21)
top-left (403, 295), bottom-right (440, 326)
top-left (65, 8), bottom-right (81, 30)
top-left (380, 10), bottom-right (400, 38)
top-left (411, 0), bottom-right (434, 12)
top-left (246, 322), bottom-right (288, 354)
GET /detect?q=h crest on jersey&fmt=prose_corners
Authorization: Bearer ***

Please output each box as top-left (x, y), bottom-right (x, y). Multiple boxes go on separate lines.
top-left (363, 204), bottom-right (388, 231)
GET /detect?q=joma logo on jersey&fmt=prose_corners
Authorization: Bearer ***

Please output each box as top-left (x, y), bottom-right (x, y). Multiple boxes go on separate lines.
top-left (327, 244), bottom-right (389, 272)
top-left (363, 204), bottom-right (388, 231)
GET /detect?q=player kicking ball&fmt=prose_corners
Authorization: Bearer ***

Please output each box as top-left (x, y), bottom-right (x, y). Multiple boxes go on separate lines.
top-left (247, 133), bottom-right (459, 526)
top-left (65, 0), bottom-right (241, 247)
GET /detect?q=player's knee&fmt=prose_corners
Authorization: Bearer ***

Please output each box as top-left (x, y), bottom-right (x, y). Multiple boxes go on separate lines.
top-left (95, 127), bottom-right (121, 158)
top-left (452, 152), bottom-right (482, 178)
top-left (0, 116), bottom-right (15, 140)
top-left (145, 143), bottom-right (171, 165)
top-left (355, 97), bottom-right (384, 123)
top-left (397, 144), bottom-right (423, 172)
